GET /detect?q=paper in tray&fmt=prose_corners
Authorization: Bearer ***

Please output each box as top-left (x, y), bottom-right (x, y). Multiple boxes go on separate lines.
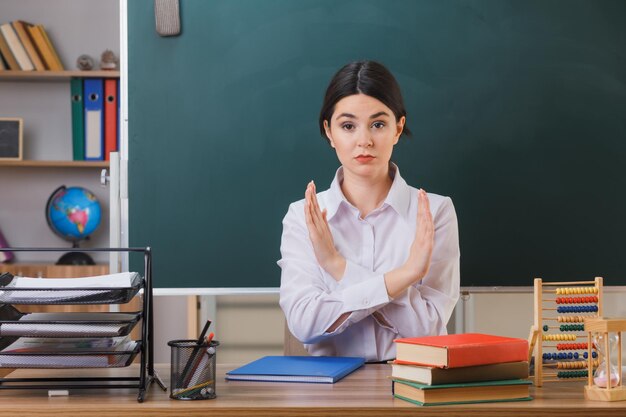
top-left (0, 341), bottom-right (141, 368)
top-left (0, 305), bottom-right (141, 338)
top-left (0, 272), bottom-right (142, 304)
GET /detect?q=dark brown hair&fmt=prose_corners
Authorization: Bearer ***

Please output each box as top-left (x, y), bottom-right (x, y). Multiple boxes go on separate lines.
top-left (319, 61), bottom-right (411, 143)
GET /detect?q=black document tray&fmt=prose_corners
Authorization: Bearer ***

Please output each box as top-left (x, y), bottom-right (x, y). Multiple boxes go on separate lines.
top-left (0, 273), bottom-right (142, 305)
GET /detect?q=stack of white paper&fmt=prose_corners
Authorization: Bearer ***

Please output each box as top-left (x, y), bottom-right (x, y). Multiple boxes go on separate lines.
top-left (0, 272), bottom-right (139, 303)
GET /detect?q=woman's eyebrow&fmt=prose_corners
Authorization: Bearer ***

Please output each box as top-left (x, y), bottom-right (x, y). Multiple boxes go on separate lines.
top-left (369, 111), bottom-right (390, 119)
top-left (335, 112), bottom-right (356, 120)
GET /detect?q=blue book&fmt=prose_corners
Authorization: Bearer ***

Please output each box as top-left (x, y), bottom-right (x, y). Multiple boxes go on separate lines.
top-left (226, 356), bottom-right (365, 384)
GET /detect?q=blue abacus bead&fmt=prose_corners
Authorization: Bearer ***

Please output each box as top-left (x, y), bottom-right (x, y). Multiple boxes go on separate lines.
top-left (542, 353), bottom-right (547, 360)
top-left (568, 352), bottom-right (573, 359)
top-left (592, 351), bottom-right (597, 358)
top-left (557, 306), bottom-right (563, 313)
top-left (574, 352), bottom-right (579, 359)
top-left (583, 351), bottom-right (588, 359)
top-left (543, 325), bottom-right (549, 332)
top-left (557, 353), bottom-right (563, 359)
top-left (593, 305), bottom-right (598, 312)
top-left (552, 353), bottom-right (558, 360)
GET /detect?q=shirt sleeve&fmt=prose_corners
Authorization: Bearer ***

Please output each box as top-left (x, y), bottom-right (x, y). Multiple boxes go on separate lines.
top-left (278, 201), bottom-right (390, 344)
top-left (373, 196), bottom-right (460, 337)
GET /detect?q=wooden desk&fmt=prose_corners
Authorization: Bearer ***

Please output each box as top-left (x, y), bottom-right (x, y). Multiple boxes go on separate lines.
top-left (0, 364), bottom-right (624, 416)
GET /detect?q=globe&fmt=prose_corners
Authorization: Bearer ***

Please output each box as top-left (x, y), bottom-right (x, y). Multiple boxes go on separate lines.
top-left (45, 186), bottom-right (102, 265)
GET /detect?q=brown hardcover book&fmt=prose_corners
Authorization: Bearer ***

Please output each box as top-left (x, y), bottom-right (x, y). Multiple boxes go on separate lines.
top-left (392, 378), bottom-right (532, 406)
top-left (391, 360), bottom-right (529, 385)
top-left (0, 32), bottom-right (21, 71)
top-left (37, 24), bottom-right (64, 71)
top-left (26, 24), bottom-right (59, 71)
top-left (11, 21), bottom-right (45, 71)
top-left (0, 31), bottom-right (20, 70)
top-left (394, 333), bottom-right (528, 368)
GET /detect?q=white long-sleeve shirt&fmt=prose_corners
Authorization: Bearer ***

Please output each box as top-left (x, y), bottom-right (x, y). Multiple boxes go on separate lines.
top-left (278, 165), bottom-right (460, 362)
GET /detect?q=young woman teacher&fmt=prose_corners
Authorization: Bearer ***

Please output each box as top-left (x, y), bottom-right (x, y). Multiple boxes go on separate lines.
top-left (278, 61), bottom-right (460, 362)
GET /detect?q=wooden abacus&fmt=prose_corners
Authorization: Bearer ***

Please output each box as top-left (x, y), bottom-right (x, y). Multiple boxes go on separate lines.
top-left (533, 277), bottom-right (603, 387)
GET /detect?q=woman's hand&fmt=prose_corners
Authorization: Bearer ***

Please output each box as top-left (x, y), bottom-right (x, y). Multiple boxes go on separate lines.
top-left (384, 189), bottom-right (434, 299)
top-left (304, 181), bottom-right (346, 280)
top-left (405, 189), bottom-right (434, 281)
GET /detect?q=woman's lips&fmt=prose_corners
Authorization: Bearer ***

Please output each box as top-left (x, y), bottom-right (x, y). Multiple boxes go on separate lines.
top-left (355, 155), bottom-right (375, 163)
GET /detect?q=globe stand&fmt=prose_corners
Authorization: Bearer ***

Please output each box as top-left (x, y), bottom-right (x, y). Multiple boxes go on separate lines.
top-left (56, 242), bottom-right (95, 266)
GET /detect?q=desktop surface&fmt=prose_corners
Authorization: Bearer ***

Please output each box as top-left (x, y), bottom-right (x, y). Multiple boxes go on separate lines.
top-left (0, 364), bottom-right (623, 416)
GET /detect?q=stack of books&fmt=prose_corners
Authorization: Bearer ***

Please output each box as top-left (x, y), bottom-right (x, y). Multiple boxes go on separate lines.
top-left (391, 333), bottom-right (531, 406)
top-left (0, 20), bottom-right (63, 71)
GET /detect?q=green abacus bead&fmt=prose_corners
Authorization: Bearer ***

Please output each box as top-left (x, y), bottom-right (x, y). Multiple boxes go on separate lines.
top-left (543, 325), bottom-right (549, 332)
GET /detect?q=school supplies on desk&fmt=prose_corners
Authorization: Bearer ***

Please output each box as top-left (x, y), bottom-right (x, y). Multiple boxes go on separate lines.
top-left (394, 333), bottom-right (528, 368)
top-left (169, 320), bottom-right (218, 400)
top-left (392, 378), bottom-right (532, 406)
top-left (226, 356), bottom-right (365, 383)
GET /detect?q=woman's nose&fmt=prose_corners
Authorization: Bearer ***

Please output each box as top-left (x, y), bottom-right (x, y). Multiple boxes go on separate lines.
top-left (356, 131), bottom-right (373, 148)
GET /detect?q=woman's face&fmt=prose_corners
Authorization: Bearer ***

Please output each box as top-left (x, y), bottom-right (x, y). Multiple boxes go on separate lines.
top-left (324, 94), bottom-right (405, 179)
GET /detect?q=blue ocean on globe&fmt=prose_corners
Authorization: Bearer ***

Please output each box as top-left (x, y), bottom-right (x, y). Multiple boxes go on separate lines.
top-left (46, 186), bottom-right (101, 242)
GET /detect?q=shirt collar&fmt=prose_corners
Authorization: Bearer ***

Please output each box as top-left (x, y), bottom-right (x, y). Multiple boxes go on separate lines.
top-left (325, 163), bottom-right (412, 221)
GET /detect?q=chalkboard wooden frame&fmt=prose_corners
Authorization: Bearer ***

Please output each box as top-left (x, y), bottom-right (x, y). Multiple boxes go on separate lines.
top-left (0, 118), bottom-right (23, 160)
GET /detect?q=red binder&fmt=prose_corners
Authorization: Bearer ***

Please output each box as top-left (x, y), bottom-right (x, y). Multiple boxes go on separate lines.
top-left (104, 78), bottom-right (118, 161)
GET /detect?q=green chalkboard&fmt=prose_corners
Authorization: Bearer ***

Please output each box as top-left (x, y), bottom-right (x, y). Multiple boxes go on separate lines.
top-left (128, 0), bottom-right (626, 288)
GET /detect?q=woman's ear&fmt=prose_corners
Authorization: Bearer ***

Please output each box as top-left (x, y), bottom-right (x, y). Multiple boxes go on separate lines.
top-left (324, 120), bottom-right (335, 148)
top-left (394, 116), bottom-right (406, 144)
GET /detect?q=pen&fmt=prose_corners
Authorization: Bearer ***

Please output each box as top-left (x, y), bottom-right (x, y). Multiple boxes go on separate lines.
top-left (178, 319), bottom-right (212, 387)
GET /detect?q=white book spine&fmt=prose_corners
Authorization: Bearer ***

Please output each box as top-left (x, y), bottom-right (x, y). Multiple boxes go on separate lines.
top-left (0, 23), bottom-right (34, 71)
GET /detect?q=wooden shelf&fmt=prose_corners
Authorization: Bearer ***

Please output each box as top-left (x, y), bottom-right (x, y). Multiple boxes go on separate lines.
top-left (0, 70), bottom-right (120, 81)
top-left (0, 160), bottom-right (109, 168)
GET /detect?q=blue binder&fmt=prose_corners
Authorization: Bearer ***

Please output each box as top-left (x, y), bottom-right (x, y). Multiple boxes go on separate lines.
top-left (225, 356), bottom-right (365, 383)
top-left (83, 78), bottom-right (104, 160)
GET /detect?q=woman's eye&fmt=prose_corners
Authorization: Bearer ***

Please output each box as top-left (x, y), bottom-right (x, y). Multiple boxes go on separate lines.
top-left (372, 122), bottom-right (385, 129)
top-left (341, 123), bottom-right (355, 131)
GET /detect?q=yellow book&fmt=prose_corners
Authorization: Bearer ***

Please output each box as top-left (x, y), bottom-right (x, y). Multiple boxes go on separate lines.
top-left (37, 24), bottom-right (64, 71)
top-left (25, 24), bottom-right (55, 70)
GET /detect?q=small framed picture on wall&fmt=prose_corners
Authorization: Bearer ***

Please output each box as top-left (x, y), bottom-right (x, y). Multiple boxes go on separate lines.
top-left (0, 118), bottom-right (23, 160)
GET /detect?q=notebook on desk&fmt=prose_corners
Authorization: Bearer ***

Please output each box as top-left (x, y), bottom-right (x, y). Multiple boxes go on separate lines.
top-left (225, 356), bottom-right (365, 383)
